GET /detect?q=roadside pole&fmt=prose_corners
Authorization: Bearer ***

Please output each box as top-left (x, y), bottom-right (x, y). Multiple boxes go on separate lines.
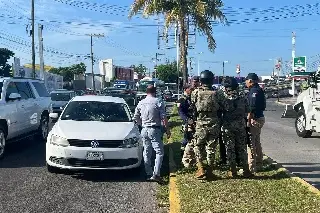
top-left (175, 22), bottom-right (180, 99)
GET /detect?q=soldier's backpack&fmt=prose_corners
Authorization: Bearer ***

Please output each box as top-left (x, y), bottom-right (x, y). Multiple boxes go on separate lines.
top-left (195, 88), bottom-right (217, 112)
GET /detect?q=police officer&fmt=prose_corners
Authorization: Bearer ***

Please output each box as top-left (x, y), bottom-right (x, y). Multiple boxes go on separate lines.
top-left (221, 77), bottom-right (253, 177)
top-left (134, 85), bottom-right (171, 182)
top-left (191, 70), bottom-right (225, 180)
top-left (246, 73), bottom-right (266, 173)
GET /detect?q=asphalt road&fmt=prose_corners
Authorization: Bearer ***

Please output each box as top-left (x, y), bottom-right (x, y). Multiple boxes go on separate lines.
top-left (0, 129), bottom-right (164, 212)
top-left (262, 99), bottom-right (320, 189)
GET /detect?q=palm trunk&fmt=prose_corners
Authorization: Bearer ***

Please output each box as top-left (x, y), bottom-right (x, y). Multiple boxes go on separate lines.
top-left (178, 18), bottom-right (188, 86)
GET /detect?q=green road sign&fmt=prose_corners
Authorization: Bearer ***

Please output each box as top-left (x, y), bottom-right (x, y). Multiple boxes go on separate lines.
top-left (293, 56), bottom-right (306, 72)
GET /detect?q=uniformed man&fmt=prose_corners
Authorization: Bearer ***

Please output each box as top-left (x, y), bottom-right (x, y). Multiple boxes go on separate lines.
top-left (246, 73), bottom-right (266, 173)
top-left (221, 77), bottom-right (253, 177)
top-left (134, 85), bottom-right (171, 182)
top-left (191, 70), bottom-right (225, 180)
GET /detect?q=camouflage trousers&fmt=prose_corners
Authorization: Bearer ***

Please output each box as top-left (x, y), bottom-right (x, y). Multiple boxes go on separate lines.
top-left (193, 123), bottom-right (220, 166)
top-left (222, 120), bottom-right (249, 168)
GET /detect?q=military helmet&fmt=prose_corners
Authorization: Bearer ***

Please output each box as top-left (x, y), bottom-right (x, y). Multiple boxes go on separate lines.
top-left (199, 70), bottom-right (214, 85)
top-left (223, 76), bottom-right (239, 90)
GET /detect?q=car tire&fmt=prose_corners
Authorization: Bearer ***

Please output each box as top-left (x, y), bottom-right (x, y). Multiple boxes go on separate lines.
top-left (0, 126), bottom-right (6, 160)
top-left (295, 110), bottom-right (312, 138)
top-left (46, 163), bottom-right (60, 174)
top-left (37, 114), bottom-right (49, 141)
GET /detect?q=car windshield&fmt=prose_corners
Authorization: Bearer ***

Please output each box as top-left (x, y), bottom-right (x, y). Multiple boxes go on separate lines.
top-left (0, 82), bottom-right (2, 99)
top-left (60, 101), bottom-right (131, 122)
top-left (51, 93), bottom-right (72, 101)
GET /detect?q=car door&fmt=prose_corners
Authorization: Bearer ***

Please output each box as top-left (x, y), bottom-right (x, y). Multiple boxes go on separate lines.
top-left (14, 81), bottom-right (38, 133)
top-left (4, 81), bottom-right (25, 137)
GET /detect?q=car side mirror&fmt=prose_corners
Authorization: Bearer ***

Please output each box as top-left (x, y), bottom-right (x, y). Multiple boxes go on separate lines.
top-left (49, 113), bottom-right (59, 122)
top-left (7, 93), bottom-right (21, 101)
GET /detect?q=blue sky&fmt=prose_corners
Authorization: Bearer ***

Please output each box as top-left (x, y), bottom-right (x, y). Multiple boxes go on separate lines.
top-left (1, 0), bottom-right (320, 77)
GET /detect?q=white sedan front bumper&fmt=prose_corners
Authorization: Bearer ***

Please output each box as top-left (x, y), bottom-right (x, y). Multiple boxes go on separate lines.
top-left (46, 143), bottom-right (143, 170)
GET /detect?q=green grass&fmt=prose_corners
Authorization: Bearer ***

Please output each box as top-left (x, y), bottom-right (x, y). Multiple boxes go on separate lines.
top-left (161, 106), bottom-right (320, 213)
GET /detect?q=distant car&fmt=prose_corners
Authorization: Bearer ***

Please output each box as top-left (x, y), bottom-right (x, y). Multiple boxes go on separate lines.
top-left (46, 95), bottom-right (143, 173)
top-left (50, 90), bottom-right (75, 115)
top-left (103, 87), bottom-right (137, 110)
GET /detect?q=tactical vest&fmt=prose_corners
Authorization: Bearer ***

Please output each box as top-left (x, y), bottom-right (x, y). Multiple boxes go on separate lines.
top-left (195, 87), bottom-right (218, 112)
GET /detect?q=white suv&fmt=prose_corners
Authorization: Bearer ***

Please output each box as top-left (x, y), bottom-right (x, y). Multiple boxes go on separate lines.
top-left (0, 77), bottom-right (51, 159)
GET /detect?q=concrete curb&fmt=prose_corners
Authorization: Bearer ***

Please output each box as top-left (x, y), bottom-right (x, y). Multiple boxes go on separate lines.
top-left (264, 155), bottom-right (320, 196)
top-left (168, 141), bottom-right (181, 213)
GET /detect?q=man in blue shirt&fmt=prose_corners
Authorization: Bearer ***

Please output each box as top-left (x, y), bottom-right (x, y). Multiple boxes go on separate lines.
top-left (246, 73), bottom-right (266, 173)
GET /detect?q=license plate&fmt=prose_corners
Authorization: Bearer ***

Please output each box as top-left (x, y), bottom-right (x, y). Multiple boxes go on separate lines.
top-left (86, 152), bottom-right (104, 161)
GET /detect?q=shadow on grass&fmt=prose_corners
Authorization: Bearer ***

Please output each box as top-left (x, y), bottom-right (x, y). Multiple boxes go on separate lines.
top-left (169, 120), bottom-right (183, 129)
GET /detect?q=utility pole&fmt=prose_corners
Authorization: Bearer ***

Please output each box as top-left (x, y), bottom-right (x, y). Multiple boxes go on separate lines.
top-left (38, 24), bottom-right (44, 81)
top-left (175, 22), bottom-right (180, 98)
top-left (86, 33), bottom-right (104, 92)
top-left (291, 32), bottom-right (296, 97)
top-left (277, 58), bottom-right (282, 102)
top-left (31, 0), bottom-right (35, 78)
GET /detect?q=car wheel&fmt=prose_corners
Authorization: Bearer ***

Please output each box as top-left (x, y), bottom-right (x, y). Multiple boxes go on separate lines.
top-left (0, 127), bottom-right (6, 160)
top-left (295, 110), bottom-right (312, 138)
top-left (47, 163), bottom-right (60, 174)
top-left (38, 114), bottom-right (49, 141)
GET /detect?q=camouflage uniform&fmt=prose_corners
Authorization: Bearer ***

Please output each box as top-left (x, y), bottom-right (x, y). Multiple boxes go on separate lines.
top-left (191, 85), bottom-right (225, 179)
top-left (221, 88), bottom-right (251, 177)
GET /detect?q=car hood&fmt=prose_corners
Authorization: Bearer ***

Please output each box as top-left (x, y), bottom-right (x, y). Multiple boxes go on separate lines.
top-left (52, 121), bottom-right (136, 140)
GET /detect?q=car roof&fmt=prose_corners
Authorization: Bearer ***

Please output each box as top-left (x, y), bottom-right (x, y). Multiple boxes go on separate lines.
top-left (72, 95), bottom-right (126, 104)
top-left (51, 90), bottom-right (73, 94)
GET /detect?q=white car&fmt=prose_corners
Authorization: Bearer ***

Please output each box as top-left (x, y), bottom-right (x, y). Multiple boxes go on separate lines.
top-left (46, 95), bottom-right (143, 173)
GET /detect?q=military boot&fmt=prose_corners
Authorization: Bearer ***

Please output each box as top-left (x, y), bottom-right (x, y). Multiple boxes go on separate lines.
top-left (226, 164), bottom-right (237, 178)
top-left (243, 164), bottom-right (254, 178)
top-left (196, 162), bottom-right (207, 180)
top-left (205, 165), bottom-right (219, 181)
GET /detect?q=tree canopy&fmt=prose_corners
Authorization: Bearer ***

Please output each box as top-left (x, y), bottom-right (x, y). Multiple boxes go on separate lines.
top-left (130, 64), bottom-right (147, 75)
top-left (0, 48), bottom-right (14, 77)
top-left (156, 61), bottom-right (182, 83)
top-left (129, 0), bottom-right (227, 85)
top-left (49, 62), bottom-right (86, 82)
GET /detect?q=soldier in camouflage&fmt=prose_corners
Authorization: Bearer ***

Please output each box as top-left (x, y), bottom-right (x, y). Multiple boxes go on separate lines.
top-left (191, 70), bottom-right (226, 180)
top-left (221, 77), bottom-right (253, 178)
top-left (181, 77), bottom-right (200, 168)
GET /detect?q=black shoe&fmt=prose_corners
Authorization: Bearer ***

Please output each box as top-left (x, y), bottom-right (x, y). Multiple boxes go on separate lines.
top-left (148, 175), bottom-right (163, 184)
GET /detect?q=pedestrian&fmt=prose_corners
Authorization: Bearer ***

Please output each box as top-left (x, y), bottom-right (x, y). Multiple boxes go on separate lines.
top-left (221, 77), bottom-right (253, 178)
top-left (133, 85), bottom-right (171, 182)
top-left (190, 70), bottom-right (226, 180)
top-left (245, 73), bottom-right (266, 173)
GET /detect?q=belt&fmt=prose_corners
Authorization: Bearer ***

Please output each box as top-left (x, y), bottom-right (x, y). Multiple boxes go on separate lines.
top-left (143, 126), bottom-right (161, 129)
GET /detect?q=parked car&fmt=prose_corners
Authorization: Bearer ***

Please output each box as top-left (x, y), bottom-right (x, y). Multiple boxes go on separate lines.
top-left (0, 77), bottom-right (51, 159)
top-left (50, 89), bottom-right (75, 116)
top-left (103, 87), bottom-right (137, 111)
top-left (46, 95), bottom-right (143, 172)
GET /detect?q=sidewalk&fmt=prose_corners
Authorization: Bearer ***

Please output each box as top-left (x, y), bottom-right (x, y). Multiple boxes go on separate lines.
top-left (275, 97), bottom-right (297, 106)
top-left (164, 106), bottom-right (320, 213)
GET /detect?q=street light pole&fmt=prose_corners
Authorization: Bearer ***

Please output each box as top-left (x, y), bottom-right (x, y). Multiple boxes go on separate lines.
top-left (197, 52), bottom-right (203, 76)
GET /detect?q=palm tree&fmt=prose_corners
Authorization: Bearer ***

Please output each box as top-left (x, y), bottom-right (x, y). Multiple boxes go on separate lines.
top-left (129, 0), bottom-right (227, 85)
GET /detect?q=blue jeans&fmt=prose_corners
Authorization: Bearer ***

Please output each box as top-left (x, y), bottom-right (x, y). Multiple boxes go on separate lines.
top-left (141, 127), bottom-right (164, 177)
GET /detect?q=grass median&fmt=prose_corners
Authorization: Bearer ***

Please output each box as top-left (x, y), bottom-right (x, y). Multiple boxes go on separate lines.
top-left (159, 106), bottom-right (320, 213)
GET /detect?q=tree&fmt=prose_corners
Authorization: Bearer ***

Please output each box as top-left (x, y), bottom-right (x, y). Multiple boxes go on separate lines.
top-left (129, 0), bottom-right (227, 85)
top-left (130, 64), bottom-right (147, 75)
top-left (0, 48), bottom-right (14, 77)
top-left (156, 61), bottom-right (182, 83)
top-left (49, 63), bottom-right (86, 82)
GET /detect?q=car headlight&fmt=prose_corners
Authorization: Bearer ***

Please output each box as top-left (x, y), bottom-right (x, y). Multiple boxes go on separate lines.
top-left (50, 135), bottom-right (69, 147)
top-left (120, 137), bottom-right (139, 148)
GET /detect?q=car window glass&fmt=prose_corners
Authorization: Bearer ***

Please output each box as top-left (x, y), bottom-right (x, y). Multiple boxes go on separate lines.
top-left (5, 82), bottom-right (19, 101)
top-left (15, 82), bottom-right (34, 99)
top-left (32, 82), bottom-right (50, 97)
top-left (0, 82), bottom-right (3, 100)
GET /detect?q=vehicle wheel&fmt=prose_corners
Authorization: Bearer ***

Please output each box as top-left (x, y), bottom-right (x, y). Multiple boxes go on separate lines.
top-left (295, 110), bottom-right (312, 138)
top-left (47, 163), bottom-right (60, 174)
top-left (0, 126), bottom-right (6, 160)
top-left (37, 114), bottom-right (49, 141)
